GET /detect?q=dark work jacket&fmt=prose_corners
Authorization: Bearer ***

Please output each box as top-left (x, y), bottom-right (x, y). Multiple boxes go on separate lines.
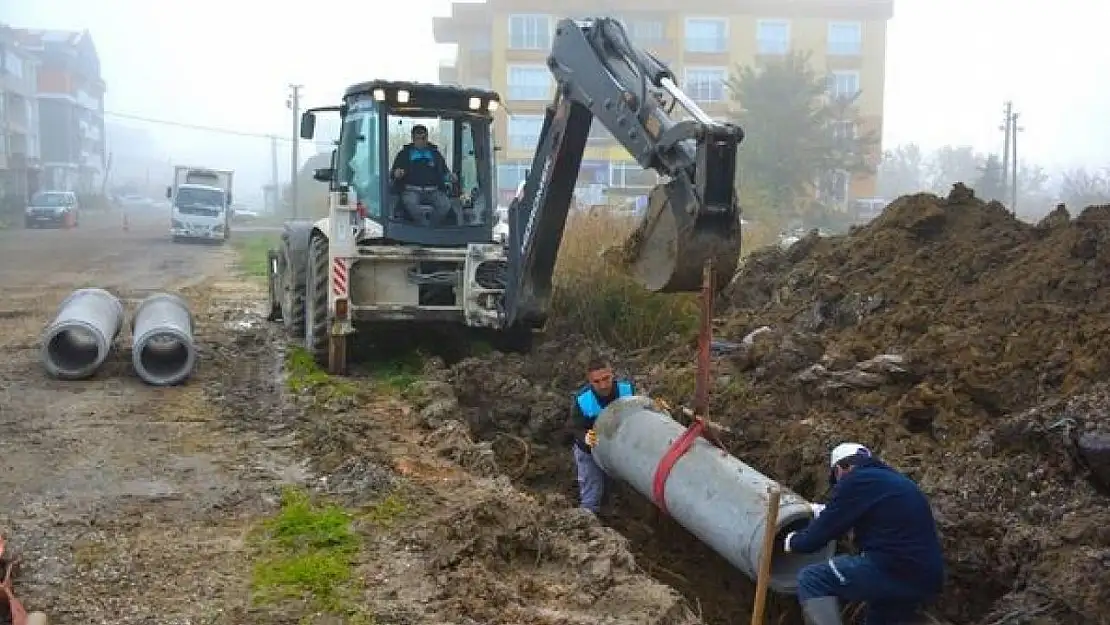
top-left (789, 457), bottom-right (946, 594)
top-left (567, 380), bottom-right (635, 453)
top-left (390, 143), bottom-right (450, 188)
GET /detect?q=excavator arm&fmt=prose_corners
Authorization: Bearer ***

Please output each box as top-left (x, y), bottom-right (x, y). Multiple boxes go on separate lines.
top-left (503, 17), bottom-right (744, 329)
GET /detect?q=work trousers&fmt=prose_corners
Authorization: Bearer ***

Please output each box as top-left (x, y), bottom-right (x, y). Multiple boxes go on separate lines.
top-left (572, 445), bottom-right (605, 514)
top-left (797, 554), bottom-right (935, 625)
top-left (401, 187), bottom-right (453, 226)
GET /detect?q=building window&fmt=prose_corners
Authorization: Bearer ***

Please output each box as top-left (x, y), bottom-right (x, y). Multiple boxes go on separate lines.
top-left (4, 51), bottom-right (23, 79)
top-left (625, 18), bottom-right (665, 45)
top-left (611, 161), bottom-right (657, 188)
top-left (508, 115), bottom-right (544, 149)
top-left (756, 19), bottom-right (790, 55)
top-left (508, 14), bottom-right (551, 50)
top-left (683, 67), bottom-right (728, 102)
top-left (827, 71), bottom-right (861, 99)
top-left (827, 21), bottom-right (862, 56)
top-left (507, 65), bottom-right (551, 100)
top-left (497, 160), bottom-right (530, 190)
top-left (831, 120), bottom-right (856, 141)
top-left (685, 18), bottom-right (728, 53)
top-left (818, 169), bottom-right (851, 204)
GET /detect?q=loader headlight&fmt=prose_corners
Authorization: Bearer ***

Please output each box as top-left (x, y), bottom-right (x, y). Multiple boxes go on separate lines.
top-left (468, 97), bottom-right (481, 110)
top-left (396, 89), bottom-right (410, 103)
top-left (487, 99), bottom-right (499, 111)
top-left (373, 89), bottom-right (386, 101)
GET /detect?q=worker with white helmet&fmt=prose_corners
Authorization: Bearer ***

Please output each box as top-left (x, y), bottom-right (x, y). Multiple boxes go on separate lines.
top-left (781, 442), bottom-right (945, 625)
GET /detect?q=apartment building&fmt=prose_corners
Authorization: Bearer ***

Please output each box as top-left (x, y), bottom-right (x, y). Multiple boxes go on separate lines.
top-left (15, 29), bottom-right (106, 193)
top-left (433, 0), bottom-right (893, 203)
top-left (0, 24), bottom-right (41, 208)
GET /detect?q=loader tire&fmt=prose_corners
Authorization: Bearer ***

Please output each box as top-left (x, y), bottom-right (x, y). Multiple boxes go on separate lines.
top-left (280, 237), bottom-right (307, 340)
top-left (304, 233), bottom-right (330, 367)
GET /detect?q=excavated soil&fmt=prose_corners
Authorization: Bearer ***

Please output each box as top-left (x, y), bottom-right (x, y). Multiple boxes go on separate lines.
top-left (435, 186), bottom-right (1110, 625)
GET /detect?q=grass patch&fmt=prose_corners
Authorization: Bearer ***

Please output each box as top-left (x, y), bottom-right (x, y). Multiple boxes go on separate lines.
top-left (550, 209), bottom-right (783, 350)
top-left (365, 353), bottom-right (423, 393)
top-left (286, 345), bottom-right (357, 400)
top-left (233, 232), bottom-right (279, 278)
top-left (361, 490), bottom-right (413, 528)
top-left (551, 211), bottom-right (698, 350)
top-left (250, 487), bottom-right (360, 613)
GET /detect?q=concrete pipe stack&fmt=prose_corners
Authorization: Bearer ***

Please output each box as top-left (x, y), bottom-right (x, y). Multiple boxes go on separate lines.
top-left (591, 396), bottom-right (836, 594)
top-left (40, 289), bottom-right (197, 385)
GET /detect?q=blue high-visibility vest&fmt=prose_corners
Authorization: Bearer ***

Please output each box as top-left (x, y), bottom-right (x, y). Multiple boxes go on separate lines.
top-left (575, 381), bottom-right (634, 424)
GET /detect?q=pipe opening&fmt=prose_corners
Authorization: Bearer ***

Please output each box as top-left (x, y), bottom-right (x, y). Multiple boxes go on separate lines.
top-left (46, 326), bottom-right (103, 376)
top-left (770, 516), bottom-right (818, 582)
top-left (137, 332), bottom-right (193, 384)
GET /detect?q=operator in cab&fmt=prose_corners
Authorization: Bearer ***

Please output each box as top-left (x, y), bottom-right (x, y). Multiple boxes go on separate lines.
top-left (783, 443), bottom-right (945, 625)
top-left (390, 124), bottom-right (456, 226)
top-left (566, 358), bottom-right (635, 516)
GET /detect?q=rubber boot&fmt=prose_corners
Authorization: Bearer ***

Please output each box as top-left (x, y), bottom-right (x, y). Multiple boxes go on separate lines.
top-left (801, 597), bottom-right (844, 625)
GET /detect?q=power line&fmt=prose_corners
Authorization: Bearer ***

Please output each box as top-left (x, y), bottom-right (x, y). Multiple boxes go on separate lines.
top-left (103, 110), bottom-right (292, 141)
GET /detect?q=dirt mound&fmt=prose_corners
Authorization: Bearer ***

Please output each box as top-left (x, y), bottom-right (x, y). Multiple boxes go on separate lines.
top-left (444, 186), bottom-right (1110, 625)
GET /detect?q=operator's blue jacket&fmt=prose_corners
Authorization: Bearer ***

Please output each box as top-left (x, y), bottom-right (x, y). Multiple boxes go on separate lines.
top-left (789, 457), bottom-right (946, 593)
top-left (568, 380), bottom-right (634, 453)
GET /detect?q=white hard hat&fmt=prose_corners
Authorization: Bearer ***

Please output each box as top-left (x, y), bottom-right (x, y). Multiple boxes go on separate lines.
top-left (830, 442), bottom-right (870, 468)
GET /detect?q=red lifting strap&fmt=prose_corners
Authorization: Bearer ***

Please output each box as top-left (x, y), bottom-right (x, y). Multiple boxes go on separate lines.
top-left (651, 419), bottom-right (708, 514)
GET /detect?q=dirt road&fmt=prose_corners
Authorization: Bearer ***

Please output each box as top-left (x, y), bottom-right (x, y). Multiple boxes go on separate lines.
top-left (0, 210), bottom-right (295, 623)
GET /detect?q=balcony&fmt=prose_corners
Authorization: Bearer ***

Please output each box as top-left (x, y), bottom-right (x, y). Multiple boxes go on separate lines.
top-left (0, 71), bottom-right (34, 98)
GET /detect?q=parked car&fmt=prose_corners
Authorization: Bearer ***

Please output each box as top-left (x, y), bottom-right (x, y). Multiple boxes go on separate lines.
top-left (231, 204), bottom-right (259, 222)
top-left (25, 191), bottom-right (79, 229)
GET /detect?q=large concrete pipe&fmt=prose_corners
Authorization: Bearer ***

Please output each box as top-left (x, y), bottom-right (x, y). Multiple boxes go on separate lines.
top-left (40, 288), bottom-right (124, 380)
top-left (592, 396), bottom-right (836, 594)
top-left (131, 293), bottom-right (197, 386)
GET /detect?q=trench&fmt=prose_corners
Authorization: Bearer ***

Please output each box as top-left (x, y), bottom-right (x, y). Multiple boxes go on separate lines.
top-left (482, 422), bottom-right (808, 625)
top-left (342, 333), bottom-right (810, 625)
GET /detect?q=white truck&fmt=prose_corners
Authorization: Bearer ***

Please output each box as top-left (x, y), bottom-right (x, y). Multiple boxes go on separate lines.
top-left (165, 166), bottom-right (234, 243)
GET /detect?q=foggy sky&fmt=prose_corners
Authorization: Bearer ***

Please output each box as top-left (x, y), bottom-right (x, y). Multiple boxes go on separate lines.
top-left (6, 0), bottom-right (1110, 198)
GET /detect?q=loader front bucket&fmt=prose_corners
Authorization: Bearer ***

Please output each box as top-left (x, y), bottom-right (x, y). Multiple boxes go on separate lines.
top-left (616, 178), bottom-right (741, 293)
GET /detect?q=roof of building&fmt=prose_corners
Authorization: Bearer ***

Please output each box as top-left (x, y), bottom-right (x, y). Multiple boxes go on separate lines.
top-left (13, 28), bottom-right (90, 49)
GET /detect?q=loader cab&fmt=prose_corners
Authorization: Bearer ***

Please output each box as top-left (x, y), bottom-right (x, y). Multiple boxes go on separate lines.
top-left (302, 80), bottom-right (501, 247)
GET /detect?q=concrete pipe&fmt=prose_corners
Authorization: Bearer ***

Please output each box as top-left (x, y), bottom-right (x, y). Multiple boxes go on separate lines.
top-left (592, 396), bottom-right (836, 594)
top-left (40, 288), bottom-right (124, 380)
top-left (131, 293), bottom-right (197, 386)
top-left (26, 612), bottom-right (49, 625)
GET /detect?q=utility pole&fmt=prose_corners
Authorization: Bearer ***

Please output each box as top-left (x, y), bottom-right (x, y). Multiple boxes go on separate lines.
top-left (269, 135), bottom-right (280, 213)
top-left (1010, 112), bottom-right (1022, 213)
top-left (287, 84), bottom-right (303, 218)
top-left (1000, 100), bottom-right (1013, 199)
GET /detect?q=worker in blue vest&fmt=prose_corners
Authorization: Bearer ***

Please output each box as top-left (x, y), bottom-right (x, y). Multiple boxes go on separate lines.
top-left (568, 358), bottom-right (635, 515)
top-left (782, 442), bottom-right (945, 625)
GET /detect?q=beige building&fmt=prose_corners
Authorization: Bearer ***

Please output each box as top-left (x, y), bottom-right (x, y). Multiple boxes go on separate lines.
top-left (434, 0), bottom-right (894, 203)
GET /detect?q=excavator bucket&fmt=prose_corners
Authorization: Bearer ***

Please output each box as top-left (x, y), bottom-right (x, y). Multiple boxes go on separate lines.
top-left (617, 178), bottom-right (741, 293)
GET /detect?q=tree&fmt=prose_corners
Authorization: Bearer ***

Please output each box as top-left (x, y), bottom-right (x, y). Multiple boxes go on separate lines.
top-left (974, 153), bottom-right (1006, 202)
top-left (727, 51), bottom-right (879, 225)
top-left (877, 143), bottom-right (927, 198)
top-left (926, 145), bottom-right (983, 193)
top-left (1015, 162), bottom-right (1051, 216)
top-left (1060, 167), bottom-right (1110, 208)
